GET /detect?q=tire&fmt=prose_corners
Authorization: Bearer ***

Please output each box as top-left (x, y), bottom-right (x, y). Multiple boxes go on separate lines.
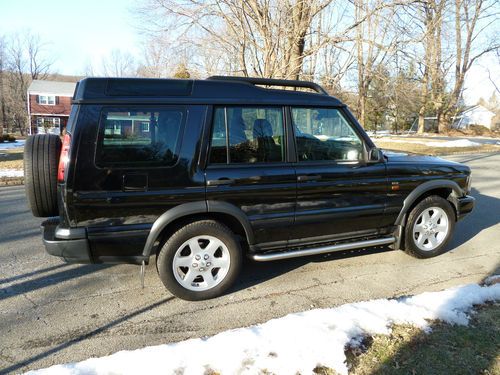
top-left (404, 195), bottom-right (455, 258)
top-left (24, 134), bottom-right (62, 218)
top-left (157, 220), bottom-right (243, 301)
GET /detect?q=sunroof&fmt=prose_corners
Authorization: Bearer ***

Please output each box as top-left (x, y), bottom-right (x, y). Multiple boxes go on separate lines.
top-left (105, 79), bottom-right (193, 97)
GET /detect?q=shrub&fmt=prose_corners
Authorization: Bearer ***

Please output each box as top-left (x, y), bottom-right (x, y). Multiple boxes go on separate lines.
top-left (1, 134), bottom-right (17, 142)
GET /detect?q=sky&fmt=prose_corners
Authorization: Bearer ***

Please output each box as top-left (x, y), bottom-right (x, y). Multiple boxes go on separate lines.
top-left (0, 0), bottom-right (498, 105)
top-left (0, 0), bottom-right (140, 76)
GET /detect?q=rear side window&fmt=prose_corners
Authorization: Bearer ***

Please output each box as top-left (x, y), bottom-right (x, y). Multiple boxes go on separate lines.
top-left (209, 106), bottom-right (285, 164)
top-left (96, 107), bottom-right (185, 167)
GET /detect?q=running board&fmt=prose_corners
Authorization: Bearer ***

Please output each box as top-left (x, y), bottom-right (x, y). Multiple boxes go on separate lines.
top-left (250, 236), bottom-right (396, 262)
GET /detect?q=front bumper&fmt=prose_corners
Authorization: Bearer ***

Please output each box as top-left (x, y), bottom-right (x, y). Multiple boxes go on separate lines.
top-left (41, 218), bottom-right (92, 263)
top-left (457, 195), bottom-right (475, 220)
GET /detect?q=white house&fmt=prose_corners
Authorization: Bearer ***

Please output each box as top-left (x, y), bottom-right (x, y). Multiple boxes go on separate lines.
top-left (453, 105), bottom-right (496, 130)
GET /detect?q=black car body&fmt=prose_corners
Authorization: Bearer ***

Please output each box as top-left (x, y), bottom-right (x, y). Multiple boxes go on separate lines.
top-left (26, 76), bottom-right (474, 300)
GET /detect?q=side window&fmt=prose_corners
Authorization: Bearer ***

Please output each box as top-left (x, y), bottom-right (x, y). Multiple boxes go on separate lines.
top-left (97, 108), bottom-right (185, 167)
top-left (292, 108), bottom-right (363, 162)
top-left (209, 106), bottom-right (285, 164)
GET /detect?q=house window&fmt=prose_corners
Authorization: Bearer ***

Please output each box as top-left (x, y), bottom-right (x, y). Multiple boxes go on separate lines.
top-left (38, 95), bottom-right (57, 105)
top-left (37, 117), bottom-right (61, 126)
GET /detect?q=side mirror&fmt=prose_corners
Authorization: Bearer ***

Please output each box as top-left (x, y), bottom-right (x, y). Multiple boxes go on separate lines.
top-left (368, 147), bottom-right (383, 163)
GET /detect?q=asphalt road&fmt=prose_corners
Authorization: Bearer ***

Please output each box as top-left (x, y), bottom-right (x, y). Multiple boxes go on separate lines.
top-left (1, 153), bottom-right (499, 374)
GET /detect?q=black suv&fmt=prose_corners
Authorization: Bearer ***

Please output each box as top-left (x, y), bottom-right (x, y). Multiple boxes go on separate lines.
top-left (24, 76), bottom-right (474, 300)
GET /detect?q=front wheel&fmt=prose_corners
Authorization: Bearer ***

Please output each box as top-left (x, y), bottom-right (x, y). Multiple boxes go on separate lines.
top-left (157, 220), bottom-right (242, 301)
top-left (404, 195), bottom-right (455, 258)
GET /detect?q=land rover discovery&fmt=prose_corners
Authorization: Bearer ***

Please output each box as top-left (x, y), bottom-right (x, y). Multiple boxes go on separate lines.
top-left (24, 76), bottom-right (475, 300)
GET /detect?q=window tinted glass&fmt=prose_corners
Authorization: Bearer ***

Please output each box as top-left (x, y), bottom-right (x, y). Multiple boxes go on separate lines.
top-left (292, 108), bottom-right (363, 162)
top-left (209, 106), bottom-right (285, 164)
top-left (98, 108), bottom-right (185, 166)
top-left (208, 108), bottom-right (227, 164)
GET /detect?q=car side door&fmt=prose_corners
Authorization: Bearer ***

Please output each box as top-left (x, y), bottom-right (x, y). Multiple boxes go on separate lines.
top-left (290, 106), bottom-right (390, 245)
top-left (204, 106), bottom-right (296, 249)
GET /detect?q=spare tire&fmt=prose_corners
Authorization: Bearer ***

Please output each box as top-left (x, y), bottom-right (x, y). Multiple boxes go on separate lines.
top-left (24, 134), bottom-right (62, 217)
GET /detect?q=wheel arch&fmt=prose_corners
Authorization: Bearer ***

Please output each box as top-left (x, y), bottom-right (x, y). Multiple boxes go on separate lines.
top-left (142, 201), bottom-right (255, 258)
top-left (395, 180), bottom-right (462, 227)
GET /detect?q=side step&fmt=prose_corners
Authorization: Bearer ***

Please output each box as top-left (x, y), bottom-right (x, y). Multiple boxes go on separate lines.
top-left (250, 236), bottom-right (396, 262)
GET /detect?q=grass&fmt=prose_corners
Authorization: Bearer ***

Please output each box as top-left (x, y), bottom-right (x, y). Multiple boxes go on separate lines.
top-left (0, 147), bottom-right (24, 169)
top-left (345, 303), bottom-right (500, 375)
top-left (0, 148), bottom-right (24, 186)
top-left (374, 139), bottom-right (500, 155)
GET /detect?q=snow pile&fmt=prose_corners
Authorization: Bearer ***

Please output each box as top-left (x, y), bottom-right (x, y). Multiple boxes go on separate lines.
top-left (27, 283), bottom-right (500, 375)
top-left (0, 169), bottom-right (23, 178)
top-left (0, 139), bottom-right (25, 150)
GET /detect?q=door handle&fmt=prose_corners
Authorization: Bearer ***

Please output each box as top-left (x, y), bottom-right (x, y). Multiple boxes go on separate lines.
top-left (297, 174), bottom-right (321, 182)
top-left (207, 178), bottom-right (235, 186)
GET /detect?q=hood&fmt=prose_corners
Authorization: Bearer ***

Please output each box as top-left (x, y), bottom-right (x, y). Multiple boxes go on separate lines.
top-left (382, 149), bottom-right (471, 174)
top-left (382, 150), bottom-right (452, 164)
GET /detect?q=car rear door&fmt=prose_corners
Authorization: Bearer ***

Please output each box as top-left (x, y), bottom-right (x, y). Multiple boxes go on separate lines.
top-left (290, 107), bottom-right (390, 245)
top-left (70, 104), bottom-right (207, 260)
top-left (204, 106), bottom-right (296, 248)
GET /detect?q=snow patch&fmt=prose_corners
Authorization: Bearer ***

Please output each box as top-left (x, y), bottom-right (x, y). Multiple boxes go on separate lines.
top-left (0, 169), bottom-right (23, 178)
top-left (26, 283), bottom-right (500, 375)
top-left (424, 139), bottom-right (481, 148)
top-left (0, 140), bottom-right (25, 150)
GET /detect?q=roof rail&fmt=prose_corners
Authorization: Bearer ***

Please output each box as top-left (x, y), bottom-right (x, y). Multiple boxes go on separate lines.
top-left (207, 76), bottom-right (328, 95)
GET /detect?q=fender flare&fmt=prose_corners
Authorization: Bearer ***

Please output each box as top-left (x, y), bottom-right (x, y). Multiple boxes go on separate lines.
top-left (142, 200), bottom-right (255, 258)
top-left (394, 179), bottom-right (463, 226)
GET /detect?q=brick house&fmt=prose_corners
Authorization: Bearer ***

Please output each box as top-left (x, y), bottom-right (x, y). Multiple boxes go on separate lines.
top-left (27, 80), bottom-right (77, 135)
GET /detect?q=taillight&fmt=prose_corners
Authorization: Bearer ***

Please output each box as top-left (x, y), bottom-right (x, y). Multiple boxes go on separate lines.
top-left (57, 133), bottom-right (71, 182)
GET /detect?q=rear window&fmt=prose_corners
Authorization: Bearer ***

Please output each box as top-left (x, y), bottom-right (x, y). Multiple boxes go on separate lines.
top-left (96, 107), bottom-right (186, 167)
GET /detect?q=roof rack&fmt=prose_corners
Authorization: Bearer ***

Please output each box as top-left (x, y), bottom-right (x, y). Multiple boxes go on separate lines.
top-left (207, 76), bottom-right (328, 95)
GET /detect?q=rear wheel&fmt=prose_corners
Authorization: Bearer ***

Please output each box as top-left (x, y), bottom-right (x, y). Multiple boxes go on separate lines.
top-left (157, 220), bottom-right (242, 301)
top-left (404, 195), bottom-right (455, 258)
top-left (24, 134), bottom-right (62, 217)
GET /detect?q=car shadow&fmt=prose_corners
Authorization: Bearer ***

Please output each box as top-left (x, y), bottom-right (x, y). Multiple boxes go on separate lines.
top-left (448, 187), bottom-right (500, 249)
top-left (0, 263), bottom-right (70, 285)
top-left (232, 185), bottom-right (499, 292)
top-left (232, 245), bottom-right (393, 293)
top-left (0, 264), bottom-right (114, 302)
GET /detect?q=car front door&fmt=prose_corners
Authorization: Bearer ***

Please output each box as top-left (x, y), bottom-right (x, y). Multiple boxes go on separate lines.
top-left (204, 106), bottom-right (296, 248)
top-left (290, 106), bottom-right (390, 245)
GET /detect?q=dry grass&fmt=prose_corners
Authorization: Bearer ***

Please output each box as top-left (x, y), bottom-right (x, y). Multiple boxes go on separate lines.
top-left (346, 303), bottom-right (500, 375)
top-left (0, 147), bottom-right (24, 169)
top-left (374, 139), bottom-right (500, 155)
top-left (0, 148), bottom-right (24, 186)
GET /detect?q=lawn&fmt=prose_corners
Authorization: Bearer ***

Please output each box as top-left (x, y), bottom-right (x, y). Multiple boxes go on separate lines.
top-left (346, 303), bottom-right (499, 375)
top-left (0, 148), bottom-right (24, 185)
top-left (374, 138), bottom-right (500, 155)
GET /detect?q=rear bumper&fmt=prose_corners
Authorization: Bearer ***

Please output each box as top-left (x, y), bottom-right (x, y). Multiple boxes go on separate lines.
top-left (457, 195), bottom-right (475, 220)
top-left (41, 218), bottom-right (92, 263)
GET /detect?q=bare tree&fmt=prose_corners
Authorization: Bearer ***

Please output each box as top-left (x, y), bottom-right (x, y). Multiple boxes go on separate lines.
top-left (446, 0), bottom-right (499, 124)
top-left (101, 49), bottom-right (138, 77)
top-left (4, 31), bottom-right (53, 134)
top-left (136, 0), bottom-right (335, 79)
top-left (354, 0), bottom-right (400, 127)
top-left (0, 36), bottom-right (6, 137)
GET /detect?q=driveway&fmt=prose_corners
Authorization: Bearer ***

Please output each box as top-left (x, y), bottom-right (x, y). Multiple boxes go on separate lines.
top-left (1, 153), bottom-right (499, 374)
